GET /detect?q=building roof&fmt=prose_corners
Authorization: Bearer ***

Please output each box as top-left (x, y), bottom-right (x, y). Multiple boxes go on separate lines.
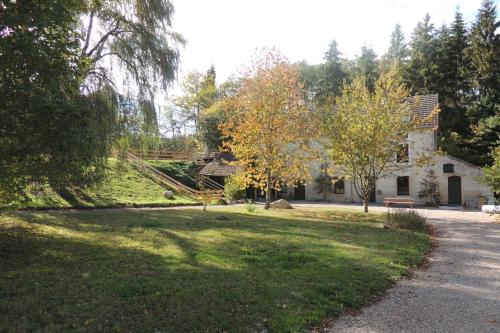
top-left (408, 94), bottom-right (439, 129)
top-left (199, 160), bottom-right (238, 177)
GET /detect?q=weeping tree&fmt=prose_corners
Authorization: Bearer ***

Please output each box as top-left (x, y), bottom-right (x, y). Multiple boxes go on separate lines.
top-left (80, 0), bottom-right (185, 150)
top-left (0, 0), bottom-right (183, 202)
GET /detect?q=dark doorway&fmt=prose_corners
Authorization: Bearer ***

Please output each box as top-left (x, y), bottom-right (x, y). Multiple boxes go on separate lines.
top-left (294, 183), bottom-right (306, 200)
top-left (448, 176), bottom-right (462, 205)
top-left (369, 184), bottom-right (376, 203)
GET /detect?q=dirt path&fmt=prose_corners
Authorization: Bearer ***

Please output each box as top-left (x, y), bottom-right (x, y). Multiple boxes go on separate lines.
top-left (323, 206), bottom-right (500, 333)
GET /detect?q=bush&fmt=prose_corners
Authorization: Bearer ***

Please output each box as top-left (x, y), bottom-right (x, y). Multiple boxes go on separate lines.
top-left (385, 209), bottom-right (427, 232)
top-left (224, 174), bottom-right (246, 200)
top-left (245, 202), bottom-right (256, 213)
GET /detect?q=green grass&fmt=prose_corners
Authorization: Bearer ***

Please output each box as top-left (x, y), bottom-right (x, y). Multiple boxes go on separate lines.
top-left (0, 207), bottom-right (430, 332)
top-left (1, 159), bottom-right (197, 210)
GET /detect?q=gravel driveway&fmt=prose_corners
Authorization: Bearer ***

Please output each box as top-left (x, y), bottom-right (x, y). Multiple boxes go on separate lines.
top-left (320, 205), bottom-right (500, 333)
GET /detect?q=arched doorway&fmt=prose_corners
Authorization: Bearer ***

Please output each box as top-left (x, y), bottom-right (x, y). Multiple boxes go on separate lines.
top-left (448, 176), bottom-right (462, 205)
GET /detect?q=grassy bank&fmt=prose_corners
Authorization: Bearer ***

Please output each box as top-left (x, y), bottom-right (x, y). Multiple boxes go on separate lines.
top-left (0, 207), bottom-right (430, 332)
top-left (1, 159), bottom-right (196, 210)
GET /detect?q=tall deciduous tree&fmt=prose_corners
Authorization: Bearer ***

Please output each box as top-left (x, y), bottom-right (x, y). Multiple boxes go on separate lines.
top-left (175, 67), bottom-right (218, 136)
top-left (0, 0), bottom-right (114, 200)
top-left (0, 0), bottom-right (185, 201)
top-left (321, 68), bottom-right (436, 212)
top-left (81, 0), bottom-right (184, 96)
top-left (480, 146), bottom-right (500, 195)
top-left (81, 0), bottom-right (185, 151)
top-left (221, 50), bottom-right (318, 209)
top-left (199, 77), bottom-right (241, 151)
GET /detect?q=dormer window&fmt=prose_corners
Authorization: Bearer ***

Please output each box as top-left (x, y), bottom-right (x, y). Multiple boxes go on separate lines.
top-left (397, 144), bottom-right (409, 163)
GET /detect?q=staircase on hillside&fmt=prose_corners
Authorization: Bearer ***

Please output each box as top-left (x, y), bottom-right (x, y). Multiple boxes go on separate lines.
top-left (126, 152), bottom-right (223, 202)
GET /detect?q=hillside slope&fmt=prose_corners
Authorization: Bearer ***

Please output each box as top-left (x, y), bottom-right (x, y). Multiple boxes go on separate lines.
top-left (2, 159), bottom-right (197, 210)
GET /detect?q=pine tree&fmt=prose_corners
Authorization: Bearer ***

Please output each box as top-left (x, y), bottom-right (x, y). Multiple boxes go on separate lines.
top-left (465, 0), bottom-right (500, 165)
top-left (407, 14), bottom-right (439, 94)
top-left (355, 46), bottom-right (379, 92)
top-left (435, 10), bottom-right (472, 161)
top-left (440, 11), bottom-right (470, 106)
top-left (386, 24), bottom-right (409, 64)
top-left (468, 0), bottom-right (500, 111)
top-left (315, 40), bottom-right (349, 106)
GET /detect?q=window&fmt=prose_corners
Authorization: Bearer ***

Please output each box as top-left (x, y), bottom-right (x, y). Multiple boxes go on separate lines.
top-left (333, 178), bottom-right (345, 194)
top-left (397, 144), bottom-right (409, 163)
top-left (443, 163), bottom-right (454, 173)
top-left (397, 176), bottom-right (409, 196)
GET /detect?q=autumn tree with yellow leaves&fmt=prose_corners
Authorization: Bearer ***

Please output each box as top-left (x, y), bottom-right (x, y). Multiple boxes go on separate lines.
top-left (322, 67), bottom-right (438, 212)
top-left (221, 50), bottom-right (318, 209)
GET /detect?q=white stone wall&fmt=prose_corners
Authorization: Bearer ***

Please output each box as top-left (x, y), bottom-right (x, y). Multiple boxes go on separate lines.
top-left (304, 129), bottom-right (493, 206)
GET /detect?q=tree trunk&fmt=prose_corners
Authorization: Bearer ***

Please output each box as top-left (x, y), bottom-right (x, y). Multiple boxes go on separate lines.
top-left (363, 197), bottom-right (369, 213)
top-left (264, 170), bottom-right (272, 210)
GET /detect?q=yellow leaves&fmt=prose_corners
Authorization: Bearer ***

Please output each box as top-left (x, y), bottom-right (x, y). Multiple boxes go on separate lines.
top-left (221, 49), bottom-right (318, 190)
top-left (322, 65), bottom-right (419, 180)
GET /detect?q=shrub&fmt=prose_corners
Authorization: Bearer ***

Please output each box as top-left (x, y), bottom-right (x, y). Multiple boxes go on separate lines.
top-left (245, 202), bottom-right (256, 213)
top-left (385, 209), bottom-right (427, 232)
top-left (418, 170), bottom-right (440, 207)
top-left (224, 174), bottom-right (246, 200)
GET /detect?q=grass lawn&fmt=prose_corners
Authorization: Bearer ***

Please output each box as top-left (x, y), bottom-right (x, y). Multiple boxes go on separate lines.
top-left (1, 159), bottom-right (196, 210)
top-left (0, 207), bottom-right (430, 332)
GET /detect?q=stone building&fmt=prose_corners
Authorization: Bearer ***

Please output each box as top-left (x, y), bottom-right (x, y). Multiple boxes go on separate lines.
top-left (301, 94), bottom-right (493, 207)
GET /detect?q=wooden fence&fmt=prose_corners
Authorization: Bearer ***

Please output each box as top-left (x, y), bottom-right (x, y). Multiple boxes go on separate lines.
top-left (127, 153), bottom-right (223, 201)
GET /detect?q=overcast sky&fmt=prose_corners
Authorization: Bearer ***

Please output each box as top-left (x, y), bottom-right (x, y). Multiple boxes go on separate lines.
top-left (168, 0), bottom-right (496, 93)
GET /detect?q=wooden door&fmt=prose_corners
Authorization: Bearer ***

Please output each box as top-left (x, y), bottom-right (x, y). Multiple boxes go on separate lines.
top-left (448, 176), bottom-right (462, 205)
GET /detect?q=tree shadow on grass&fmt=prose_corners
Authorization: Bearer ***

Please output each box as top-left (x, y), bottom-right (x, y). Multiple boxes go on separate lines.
top-left (23, 209), bottom-right (419, 253)
top-left (54, 187), bottom-right (99, 207)
top-left (1, 210), bottom-right (427, 332)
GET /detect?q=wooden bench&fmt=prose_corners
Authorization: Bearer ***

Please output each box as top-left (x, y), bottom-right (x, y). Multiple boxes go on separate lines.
top-left (383, 197), bottom-right (416, 208)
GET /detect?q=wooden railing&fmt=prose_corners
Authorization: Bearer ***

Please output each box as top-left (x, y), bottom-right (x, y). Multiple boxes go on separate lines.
top-left (129, 149), bottom-right (195, 161)
top-left (127, 153), bottom-right (223, 201)
top-left (200, 175), bottom-right (225, 190)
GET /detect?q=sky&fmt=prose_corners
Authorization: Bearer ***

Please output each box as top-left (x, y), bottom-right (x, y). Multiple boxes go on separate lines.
top-left (168, 0), bottom-right (495, 94)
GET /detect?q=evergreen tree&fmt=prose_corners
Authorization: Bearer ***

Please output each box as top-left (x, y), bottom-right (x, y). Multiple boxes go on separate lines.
top-left (435, 11), bottom-right (472, 160)
top-left (386, 23), bottom-right (409, 65)
top-left (316, 40), bottom-right (349, 105)
top-left (407, 14), bottom-right (439, 94)
top-left (465, 0), bottom-right (500, 165)
top-left (468, 0), bottom-right (500, 112)
top-left (355, 46), bottom-right (379, 92)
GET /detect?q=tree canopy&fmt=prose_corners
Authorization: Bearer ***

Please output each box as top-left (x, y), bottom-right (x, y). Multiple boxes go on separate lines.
top-left (0, 0), bottom-right (184, 201)
top-left (221, 50), bottom-right (318, 209)
top-left (321, 68), bottom-right (437, 212)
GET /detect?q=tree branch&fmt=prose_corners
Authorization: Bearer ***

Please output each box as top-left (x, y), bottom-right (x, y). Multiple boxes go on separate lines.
top-left (82, 10), bottom-right (95, 55)
top-left (86, 19), bottom-right (122, 58)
